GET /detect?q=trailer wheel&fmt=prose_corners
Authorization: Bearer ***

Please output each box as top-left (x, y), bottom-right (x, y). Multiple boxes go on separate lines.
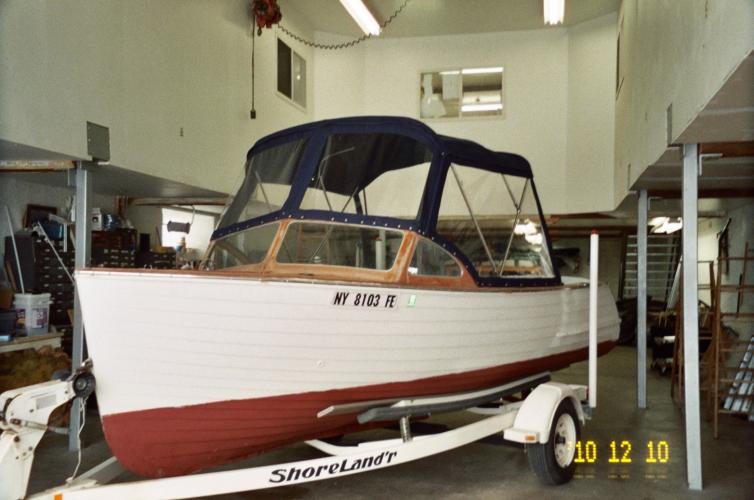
top-left (526, 399), bottom-right (580, 485)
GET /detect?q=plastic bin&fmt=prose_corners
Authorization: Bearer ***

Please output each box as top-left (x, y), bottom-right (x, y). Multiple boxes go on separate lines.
top-left (13, 293), bottom-right (52, 336)
top-left (0, 308), bottom-right (16, 338)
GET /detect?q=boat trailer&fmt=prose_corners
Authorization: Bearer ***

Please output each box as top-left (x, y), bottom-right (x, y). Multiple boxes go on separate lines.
top-left (1, 369), bottom-right (590, 500)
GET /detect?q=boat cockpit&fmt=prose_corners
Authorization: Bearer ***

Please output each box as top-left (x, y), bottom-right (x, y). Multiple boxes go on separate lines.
top-left (203, 117), bottom-right (560, 289)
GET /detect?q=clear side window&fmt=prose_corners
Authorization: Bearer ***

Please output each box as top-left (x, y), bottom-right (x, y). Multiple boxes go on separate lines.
top-left (277, 222), bottom-right (404, 271)
top-left (504, 185), bottom-right (554, 278)
top-left (204, 223), bottom-right (279, 270)
top-left (217, 139), bottom-right (308, 230)
top-left (437, 164), bottom-right (554, 278)
top-left (409, 238), bottom-right (462, 277)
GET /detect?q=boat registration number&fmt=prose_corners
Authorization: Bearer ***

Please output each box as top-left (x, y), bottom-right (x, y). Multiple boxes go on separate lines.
top-left (332, 291), bottom-right (397, 309)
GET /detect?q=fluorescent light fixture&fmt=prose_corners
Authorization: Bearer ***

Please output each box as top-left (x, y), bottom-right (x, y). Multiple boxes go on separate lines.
top-left (339, 0), bottom-right (381, 36)
top-left (461, 103), bottom-right (503, 113)
top-left (462, 92), bottom-right (501, 105)
top-left (439, 70), bottom-right (461, 76)
top-left (650, 216), bottom-right (683, 234)
top-left (544, 0), bottom-right (564, 25)
top-left (514, 221), bottom-right (538, 235)
top-left (649, 216), bottom-right (669, 227)
top-left (525, 233), bottom-right (543, 245)
top-left (461, 67), bottom-right (504, 75)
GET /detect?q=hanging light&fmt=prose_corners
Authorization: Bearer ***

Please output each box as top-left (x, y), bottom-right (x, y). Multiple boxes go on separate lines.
top-left (544, 0), bottom-right (565, 25)
top-left (340, 0), bottom-right (381, 36)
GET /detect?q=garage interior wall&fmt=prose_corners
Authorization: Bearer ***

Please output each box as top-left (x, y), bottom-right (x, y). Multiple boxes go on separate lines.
top-left (614, 0), bottom-right (754, 201)
top-left (0, 0), bottom-right (315, 195)
top-left (698, 200), bottom-right (754, 342)
top-left (313, 14), bottom-right (617, 215)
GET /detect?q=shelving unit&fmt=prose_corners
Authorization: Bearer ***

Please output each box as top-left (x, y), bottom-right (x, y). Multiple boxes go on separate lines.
top-left (712, 244), bottom-right (754, 438)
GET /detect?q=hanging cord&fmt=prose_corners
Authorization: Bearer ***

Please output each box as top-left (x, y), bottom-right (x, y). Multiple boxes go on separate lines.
top-left (277, 0), bottom-right (411, 50)
top-left (250, 27), bottom-right (256, 116)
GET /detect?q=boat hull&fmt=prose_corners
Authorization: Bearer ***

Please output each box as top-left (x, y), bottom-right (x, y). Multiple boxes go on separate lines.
top-left (76, 270), bottom-right (620, 478)
top-left (101, 342), bottom-right (613, 477)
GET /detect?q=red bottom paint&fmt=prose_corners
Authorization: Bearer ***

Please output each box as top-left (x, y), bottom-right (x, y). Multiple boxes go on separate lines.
top-left (101, 341), bottom-right (614, 477)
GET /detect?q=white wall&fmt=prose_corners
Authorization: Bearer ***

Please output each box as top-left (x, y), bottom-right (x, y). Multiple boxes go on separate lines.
top-left (566, 15), bottom-right (617, 213)
top-left (614, 0), bottom-right (754, 204)
top-left (697, 199), bottom-right (754, 341)
top-left (313, 15), bottom-right (617, 215)
top-left (0, 0), bottom-right (315, 195)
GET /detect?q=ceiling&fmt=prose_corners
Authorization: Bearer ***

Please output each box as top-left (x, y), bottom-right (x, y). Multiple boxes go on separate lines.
top-left (285, 0), bottom-right (620, 38)
top-left (634, 147), bottom-right (754, 195)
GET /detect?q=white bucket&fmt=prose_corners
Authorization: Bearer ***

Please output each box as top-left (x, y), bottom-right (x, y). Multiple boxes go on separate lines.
top-left (14, 293), bottom-right (52, 336)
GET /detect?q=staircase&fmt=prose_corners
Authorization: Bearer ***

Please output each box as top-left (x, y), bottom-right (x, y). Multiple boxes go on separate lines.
top-left (621, 234), bottom-right (681, 305)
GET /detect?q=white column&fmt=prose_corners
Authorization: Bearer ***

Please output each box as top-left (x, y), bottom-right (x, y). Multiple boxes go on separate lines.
top-left (682, 144), bottom-right (702, 490)
top-left (637, 189), bottom-right (648, 409)
top-left (588, 231), bottom-right (599, 408)
top-left (69, 162), bottom-right (92, 451)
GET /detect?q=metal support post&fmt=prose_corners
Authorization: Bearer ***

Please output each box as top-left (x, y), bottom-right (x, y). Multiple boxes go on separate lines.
top-left (682, 144), bottom-right (702, 490)
top-left (399, 416), bottom-right (413, 443)
top-left (69, 162), bottom-right (93, 451)
top-left (637, 189), bottom-right (648, 409)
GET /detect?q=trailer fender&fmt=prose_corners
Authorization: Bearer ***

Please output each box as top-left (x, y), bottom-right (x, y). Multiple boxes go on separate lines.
top-left (503, 383), bottom-right (585, 444)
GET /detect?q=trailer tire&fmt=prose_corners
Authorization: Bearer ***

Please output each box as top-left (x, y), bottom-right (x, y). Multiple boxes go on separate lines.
top-left (526, 398), bottom-right (580, 485)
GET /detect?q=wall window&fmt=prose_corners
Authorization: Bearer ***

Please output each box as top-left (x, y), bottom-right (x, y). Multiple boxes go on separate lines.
top-left (420, 67), bottom-right (503, 119)
top-left (277, 39), bottom-right (306, 108)
top-left (161, 208), bottom-right (217, 255)
top-left (616, 16), bottom-right (625, 97)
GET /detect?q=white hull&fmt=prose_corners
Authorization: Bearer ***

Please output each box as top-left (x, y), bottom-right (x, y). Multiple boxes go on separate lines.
top-left (76, 270), bottom-right (620, 417)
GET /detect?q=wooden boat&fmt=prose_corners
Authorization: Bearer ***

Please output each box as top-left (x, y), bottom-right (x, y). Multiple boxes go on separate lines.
top-left (76, 116), bottom-right (620, 478)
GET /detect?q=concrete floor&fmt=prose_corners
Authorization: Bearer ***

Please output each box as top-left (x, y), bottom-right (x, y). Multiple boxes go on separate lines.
top-left (27, 346), bottom-right (754, 499)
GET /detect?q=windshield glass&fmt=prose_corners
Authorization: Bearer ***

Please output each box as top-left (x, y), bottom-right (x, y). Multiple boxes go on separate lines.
top-left (204, 223), bottom-right (280, 270)
top-left (300, 133), bottom-right (432, 220)
top-left (217, 138), bottom-right (308, 230)
top-left (277, 222), bottom-right (404, 270)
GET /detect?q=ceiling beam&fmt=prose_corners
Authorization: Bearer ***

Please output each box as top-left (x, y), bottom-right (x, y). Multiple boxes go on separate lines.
top-left (128, 197), bottom-right (228, 206)
top-left (0, 160), bottom-right (75, 172)
top-left (699, 141), bottom-right (754, 158)
top-left (648, 188), bottom-right (754, 199)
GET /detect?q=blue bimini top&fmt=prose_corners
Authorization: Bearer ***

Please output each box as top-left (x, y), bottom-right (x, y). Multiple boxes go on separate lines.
top-left (211, 116), bottom-right (559, 287)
